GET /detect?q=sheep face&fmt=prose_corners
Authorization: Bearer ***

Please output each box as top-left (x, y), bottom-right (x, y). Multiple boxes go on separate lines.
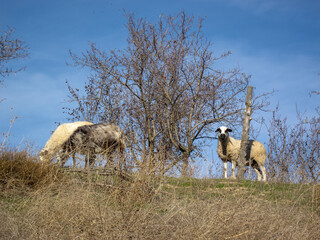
top-left (215, 126), bottom-right (232, 141)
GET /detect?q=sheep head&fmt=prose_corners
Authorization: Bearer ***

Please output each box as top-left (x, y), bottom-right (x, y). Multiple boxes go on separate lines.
top-left (215, 126), bottom-right (232, 141)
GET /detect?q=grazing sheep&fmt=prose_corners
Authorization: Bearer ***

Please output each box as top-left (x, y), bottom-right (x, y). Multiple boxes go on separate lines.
top-left (215, 126), bottom-right (267, 181)
top-left (57, 123), bottom-right (126, 168)
top-left (40, 121), bottom-right (94, 167)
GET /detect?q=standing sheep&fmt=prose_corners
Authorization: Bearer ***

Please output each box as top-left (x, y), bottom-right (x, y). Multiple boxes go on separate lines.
top-left (215, 126), bottom-right (267, 182)
top-left (40, 121), bottom-right (94, 167)
top-left (57, 123), bottom-right (126, 168)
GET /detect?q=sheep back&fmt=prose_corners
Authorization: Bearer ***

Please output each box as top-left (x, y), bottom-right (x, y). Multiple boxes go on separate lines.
top-left (217, 136), bottom-right (267, 165)
top-left (66, 123), bottom-right (125, 154)
top-left (40, 121), bottom-right (93, 161)
top-left (246, 139), bottom-right (267, 165)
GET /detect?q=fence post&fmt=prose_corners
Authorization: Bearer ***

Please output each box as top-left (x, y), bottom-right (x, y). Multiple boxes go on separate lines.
top-left (237, 86), bottom-right (253, 180)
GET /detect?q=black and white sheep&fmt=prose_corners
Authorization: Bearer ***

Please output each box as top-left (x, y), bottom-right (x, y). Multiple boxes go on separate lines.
top-left (57, 123), bottom-right (126, 168)
top-left (215, 126), bottom-right (267, 181)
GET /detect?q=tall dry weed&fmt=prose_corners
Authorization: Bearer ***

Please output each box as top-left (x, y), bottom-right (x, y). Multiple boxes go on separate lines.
top-left (0, 147), bottom-right (63, 192)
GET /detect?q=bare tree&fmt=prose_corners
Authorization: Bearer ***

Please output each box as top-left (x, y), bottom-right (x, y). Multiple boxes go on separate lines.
top-left (267, 106), bottom-right (320, 183)
top-left (0, 27), bottom-right (28, 142)
top-left (266, 107), bottom-right (292, 182)
top-left (0, 27), bottom-right (29, 85)
top-left (66, 12), bottom-right (268, 175)
top-left (293, 110), bottom-right (320, 183)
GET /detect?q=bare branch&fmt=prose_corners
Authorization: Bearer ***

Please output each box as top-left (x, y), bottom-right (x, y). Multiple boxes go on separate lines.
top-left (0, 27), bottom-right (29, 84)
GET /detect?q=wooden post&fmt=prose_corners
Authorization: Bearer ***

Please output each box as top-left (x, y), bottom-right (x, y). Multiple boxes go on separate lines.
top-left (237, 86), bottom-right (253, 180)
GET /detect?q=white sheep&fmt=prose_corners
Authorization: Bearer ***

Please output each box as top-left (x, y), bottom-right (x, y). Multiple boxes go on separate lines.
top-left (40, 121), bottom-right (94, 167)
top-left (215, 126), bottom-right (267, 181)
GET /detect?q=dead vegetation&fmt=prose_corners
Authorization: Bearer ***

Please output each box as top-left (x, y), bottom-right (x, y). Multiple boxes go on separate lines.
top-left (0, 148), bottom-right (319, 240)
top-left (0, 147), bottom-right (63, 192)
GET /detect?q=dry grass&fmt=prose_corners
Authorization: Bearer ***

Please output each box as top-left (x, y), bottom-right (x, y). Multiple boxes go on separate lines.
top-left (0, 148), bottom-right (63, 192)
top-left (0, 149), bottom-right (319, 239)
top-left (1, 180), bottom-right (319, 239)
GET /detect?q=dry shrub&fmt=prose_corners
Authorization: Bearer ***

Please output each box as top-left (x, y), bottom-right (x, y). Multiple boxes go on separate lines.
top-left (0, 148), bottom-right (63, 191)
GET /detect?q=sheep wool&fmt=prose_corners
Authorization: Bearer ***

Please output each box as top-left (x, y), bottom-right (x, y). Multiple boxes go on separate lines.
top-left (40, 121), bottom-right (94, 163)
top-left (216, 126), bottom-right (267, 182)
top-left (59, 123), bottom-right (126, 168)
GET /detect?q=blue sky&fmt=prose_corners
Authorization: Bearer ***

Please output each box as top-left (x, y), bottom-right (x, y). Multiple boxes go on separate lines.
top-left (1, 0), bottom-right (319, 170)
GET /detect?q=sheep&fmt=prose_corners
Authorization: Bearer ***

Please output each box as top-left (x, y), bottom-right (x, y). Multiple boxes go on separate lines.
top-left (57, 123), bottom-right (126, 168)
top-left (40, 121), bottom-right (94, 167)
top-left (215, 126), bottom-right (267, 181)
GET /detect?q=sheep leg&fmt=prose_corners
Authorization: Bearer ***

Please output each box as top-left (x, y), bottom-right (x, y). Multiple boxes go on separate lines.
top-left (253, 165), bottom-right (266, 182)
top-left (260, 165), bottom-right (267, 182)
top-left (104, 147), bottom-right (117, 170)
top-left (88, 155), bottom-right (96, 168)
top-left (252, 164), bottom-right (267, 182)
top-left (230, 160), bottom-right (236, 179)
top-left (105, 153), bottom-right (119, 172)
top-left (85, 154), bottom-right (96, 168)
top-left (254, 168), bottom-right (262, 181)
top-left (72, 153), bottom-right (76, 168)
top-left (119, 151), bottom-right (127, 171)
top-left (223, 162), bottom-right (228, 179)
top-left (85, 154), bottom-right (89, 168)
top-left (56, 150), bottom-right (68, 167)
top-left (250, 161), bottom-right (265, 182)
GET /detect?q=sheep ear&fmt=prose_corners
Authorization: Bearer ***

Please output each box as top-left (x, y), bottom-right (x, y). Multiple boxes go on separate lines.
top-left (215, 128), bottom-right (220, 133)
top-left (227, 128), bottom-right (232, 132)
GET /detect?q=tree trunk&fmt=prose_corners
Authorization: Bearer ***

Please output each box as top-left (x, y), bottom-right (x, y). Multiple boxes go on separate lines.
top-left (181, 158), bottom-right (189, 177)
top-left (181, 153), bottom-right (191, 177)
top-left (237, 86), bottom-right (253, 180)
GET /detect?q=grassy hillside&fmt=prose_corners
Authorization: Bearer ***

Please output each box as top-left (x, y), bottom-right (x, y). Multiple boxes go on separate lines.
top-left (0, 149), bottom-right (319, 239)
